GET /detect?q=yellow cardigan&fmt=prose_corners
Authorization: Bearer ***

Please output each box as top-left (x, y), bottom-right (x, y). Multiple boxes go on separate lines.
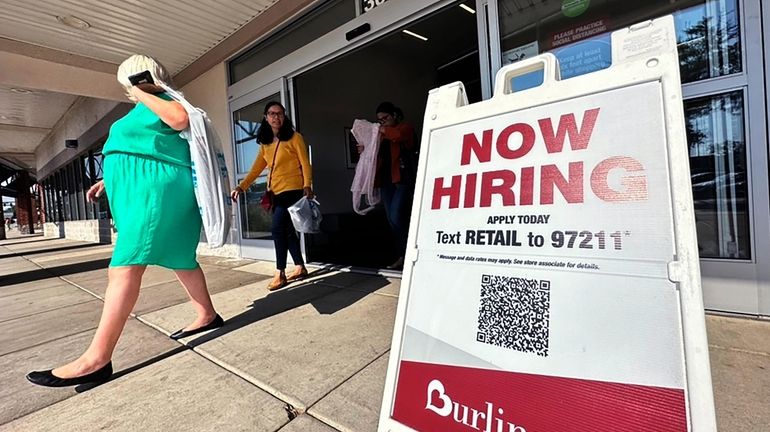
top-left (238, 132), bottom-right (313, 194)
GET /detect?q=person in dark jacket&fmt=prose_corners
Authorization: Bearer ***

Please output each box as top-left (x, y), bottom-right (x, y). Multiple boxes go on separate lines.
top-left (374, 101), bottom-right (417, 270)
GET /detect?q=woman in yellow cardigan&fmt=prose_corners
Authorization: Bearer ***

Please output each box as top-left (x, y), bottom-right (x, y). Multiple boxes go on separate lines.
top-left (231, 102), bottom-right (313, 290)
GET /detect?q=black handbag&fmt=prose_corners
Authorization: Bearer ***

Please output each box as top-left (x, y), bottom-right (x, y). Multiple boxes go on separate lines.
top-left (260, 141), bottom-right (281, 212)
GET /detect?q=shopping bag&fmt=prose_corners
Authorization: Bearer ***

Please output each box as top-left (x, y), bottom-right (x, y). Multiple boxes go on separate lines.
top-left (288, 198), bottom-right (322, 234)
top-left (159, 83), bottom-right (232, 248)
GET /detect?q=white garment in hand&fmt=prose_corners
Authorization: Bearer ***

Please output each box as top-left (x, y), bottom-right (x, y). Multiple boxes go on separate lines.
top-left (159, 83), bottom-right (232, 248)
top-left (350, 119), bottom-right (381, 215)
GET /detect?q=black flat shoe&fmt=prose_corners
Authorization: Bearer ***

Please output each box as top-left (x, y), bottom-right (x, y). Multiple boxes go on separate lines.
top-left (169, 314), bottom-right (224, 340)
top-left (26, 362), bottom-right (113, 388)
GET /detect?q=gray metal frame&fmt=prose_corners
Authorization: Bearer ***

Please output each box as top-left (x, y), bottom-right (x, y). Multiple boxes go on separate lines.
top-left (475, 0), bottom-right (492, 99)
top-left (229, 78), bottom-right (289, 261)
top-left (228, 0), bottom-right (460, 101)
top-left (758, 0), bottom-right (770, 316)
top-left (679, 0), bottom-right (769, 315)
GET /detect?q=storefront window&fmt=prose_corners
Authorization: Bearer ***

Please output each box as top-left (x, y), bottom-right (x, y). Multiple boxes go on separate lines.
top-left (75, 158), bottom-right (87, 219)
top-left (237, 179), bottom-right (272, 240)
top-left (42, 151), bottom-right (110, 223)
top-left (232, 95), bottom-right (280, 240)
top-left (685, 91), bottom-right (749, 259)
top-left (233, 96), bottom-right (277, 174)
top-left (675, 1), bottom-right (741, 82)
top-left (496, 0), bottom-right (741, 83)
top-left (497, 0), bottom-right (747, 261)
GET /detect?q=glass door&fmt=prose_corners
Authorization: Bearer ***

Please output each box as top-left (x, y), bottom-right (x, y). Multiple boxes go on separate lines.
top-left (230, 79), bottom-right (288, 260)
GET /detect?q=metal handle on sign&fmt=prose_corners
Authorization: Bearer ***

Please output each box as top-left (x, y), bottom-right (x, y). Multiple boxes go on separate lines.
top-left (493, 53), bottom-right (560, 97)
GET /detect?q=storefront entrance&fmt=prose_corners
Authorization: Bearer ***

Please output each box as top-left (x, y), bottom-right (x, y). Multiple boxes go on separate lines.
top-left (228, 0), bottom-right (769, 314)
top-left (292, 1), bottom-right (481, 269)
top-left (231, 79), bottom-right (292, 261)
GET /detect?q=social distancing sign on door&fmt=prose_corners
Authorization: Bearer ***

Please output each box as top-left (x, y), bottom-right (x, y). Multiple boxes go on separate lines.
top-left (379, 16), bottom-right (716, 432)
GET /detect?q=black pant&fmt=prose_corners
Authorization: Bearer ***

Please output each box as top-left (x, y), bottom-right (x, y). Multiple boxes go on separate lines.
top-left (272, 190), bottom-right (305, 270)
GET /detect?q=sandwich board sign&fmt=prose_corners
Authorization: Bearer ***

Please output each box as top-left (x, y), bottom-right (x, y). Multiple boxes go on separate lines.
top-left (378, 16), bottom-right (716, 432)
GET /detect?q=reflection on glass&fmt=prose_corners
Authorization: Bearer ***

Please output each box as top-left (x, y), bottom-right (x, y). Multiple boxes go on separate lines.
top-left (551, 33), bottom-right (612, 80)
top-left (233, 93), bottom-right (279, 174)
top-left (61, 170), bottom-right (71, 221)
top-left (674, 0), bottom-right (741, 83)
top-left (83, 153), bottom-right (104, 182)
top-left (233, 94), bottom-right (281, 240)
top-left (238, 177), bottom-right (273, 240)
top-left (495, 0), bottom-right (741, 83)
top-left (685, 91), bottom-right (749, 259)
top-left (93, 153), bottom-right (104, 180)
top-left (90, 152), bottom-right (109, 218)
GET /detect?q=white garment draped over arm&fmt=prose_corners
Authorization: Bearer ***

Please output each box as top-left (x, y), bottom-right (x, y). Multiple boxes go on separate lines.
top-left (157, 82), bottom-right (232, 248)
top-left (350, 119), bottom-right (381, 215)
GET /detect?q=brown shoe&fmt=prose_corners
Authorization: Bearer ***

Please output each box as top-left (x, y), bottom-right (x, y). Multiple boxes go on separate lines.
top-left (267, 273), bottom-right (288, 291)
top-left (286, 267), bottom-right (309, 282)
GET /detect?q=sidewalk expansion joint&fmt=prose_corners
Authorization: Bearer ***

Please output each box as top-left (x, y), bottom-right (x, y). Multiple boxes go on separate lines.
top-left (709, 344), bottom-right (770, 358)
top-left (0, 298), bottom-right (100, 325)
top-left (187, 347), bottom-right (305, 409)
top-left (302, 349), bottom-right (392, 432)
top-left (0, 323), bottom-right (101, 358)
top-left (59, 277), bottom-right (105, 300)
top-left (274, 413), bottom-right (341, 432)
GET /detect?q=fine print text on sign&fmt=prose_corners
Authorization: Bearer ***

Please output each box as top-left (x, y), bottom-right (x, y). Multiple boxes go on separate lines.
top-left (380, 16), bottom-right (715, 432)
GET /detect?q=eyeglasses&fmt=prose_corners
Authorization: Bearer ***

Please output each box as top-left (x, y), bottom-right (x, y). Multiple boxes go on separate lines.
top-left (266, 111), bottom-right (285, 118)
top-left (377, 114), bottom-right (392, 124)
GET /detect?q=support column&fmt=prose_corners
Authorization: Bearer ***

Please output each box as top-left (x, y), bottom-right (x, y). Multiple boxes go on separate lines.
top-left (15, 171), bottom-right (35, 235)
top-left (37, 183), bottom-right (46, 224)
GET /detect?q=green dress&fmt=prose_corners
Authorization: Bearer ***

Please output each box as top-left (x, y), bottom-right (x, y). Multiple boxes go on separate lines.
top-left (102, 93), bottom-right (201, 269)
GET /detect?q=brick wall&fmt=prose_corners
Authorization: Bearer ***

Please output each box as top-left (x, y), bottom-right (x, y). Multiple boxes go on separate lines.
top-left (44, 220), bottom-right (112, 243)
top-left (44, 219), bottom-right (240, 259)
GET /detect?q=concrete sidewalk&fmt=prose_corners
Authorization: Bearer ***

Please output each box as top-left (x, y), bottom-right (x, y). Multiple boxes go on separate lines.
top-left (0, 234), bottom-right (768, 431)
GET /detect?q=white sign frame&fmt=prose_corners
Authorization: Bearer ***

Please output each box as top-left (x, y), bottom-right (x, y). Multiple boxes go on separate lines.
top-left (379, 16), bottom-right (716, 432)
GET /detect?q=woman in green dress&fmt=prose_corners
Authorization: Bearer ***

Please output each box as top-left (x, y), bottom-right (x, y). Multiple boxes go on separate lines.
top-left (27, 55), bottom-right (223, 387)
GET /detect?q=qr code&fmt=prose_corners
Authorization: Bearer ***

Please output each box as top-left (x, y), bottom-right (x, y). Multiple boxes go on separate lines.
top-left (476, 274), bottom-right (551, 357)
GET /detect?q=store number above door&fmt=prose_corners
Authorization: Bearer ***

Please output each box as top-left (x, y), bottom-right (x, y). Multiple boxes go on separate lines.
top-left (362, 0), bottom-right (388, 13)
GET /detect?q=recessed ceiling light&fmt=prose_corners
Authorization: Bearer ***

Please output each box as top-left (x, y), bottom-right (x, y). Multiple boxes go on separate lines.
top-left (56, 15), bottom-right (91, 30)
top-left (460, 4), bottom-right (476, 14)
top-left (402, 29), bottom-right (428, 41)
top-left (10, 88), bottom-right (33, 94)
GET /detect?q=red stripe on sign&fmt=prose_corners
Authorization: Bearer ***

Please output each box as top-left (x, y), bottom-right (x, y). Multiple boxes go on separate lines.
top-left (392, 360), bottom-right (686, 432)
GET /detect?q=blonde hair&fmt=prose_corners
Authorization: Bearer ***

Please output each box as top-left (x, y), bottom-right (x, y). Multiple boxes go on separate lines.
top-left (117, 54), bottom-right (174, 99)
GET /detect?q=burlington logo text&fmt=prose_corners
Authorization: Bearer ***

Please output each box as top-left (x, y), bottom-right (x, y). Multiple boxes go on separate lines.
top-left (425, 379), bottom-right (527, 432)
